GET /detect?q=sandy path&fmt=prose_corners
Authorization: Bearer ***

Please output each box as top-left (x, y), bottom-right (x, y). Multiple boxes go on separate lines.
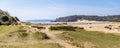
top-left (41, 26), bottom-right (79, 48)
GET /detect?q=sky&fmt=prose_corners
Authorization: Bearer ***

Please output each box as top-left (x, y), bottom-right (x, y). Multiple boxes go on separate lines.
top-left (0, 0), bottom-right (120, 21)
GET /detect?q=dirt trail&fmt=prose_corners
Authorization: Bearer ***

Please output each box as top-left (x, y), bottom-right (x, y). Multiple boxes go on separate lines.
top-left (41, 26), bottom-right (79, 48)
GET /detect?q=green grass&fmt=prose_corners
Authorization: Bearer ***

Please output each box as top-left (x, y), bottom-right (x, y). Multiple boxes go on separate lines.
top-left (0, 26), bottom-right (20, 35)
top-left (0, 43), bottom-right (63, 48)
top-left (0, 26), bottom-right (63, 48)
top-left (58, 29), bottom-right (120, 48)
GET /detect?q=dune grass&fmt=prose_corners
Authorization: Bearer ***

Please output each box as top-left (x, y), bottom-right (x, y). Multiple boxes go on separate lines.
top-left (0, 43), bottom-right (63, 48)
top-left (0, 26), bottom-right (20, 35)
top-left (0, 26), bottom-right (63, 48)
top-left (32, 32), bottom-right (49, 40)
top-left (31, 26), bottom-right (45, 29)
top-left (58, 29), bottom-right (120, 48)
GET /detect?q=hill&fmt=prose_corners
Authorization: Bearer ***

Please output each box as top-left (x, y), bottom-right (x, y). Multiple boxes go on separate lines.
top-left (55, 15), bottom-right (120, 22)
top-left (0, 9), bottom-right (19, 25)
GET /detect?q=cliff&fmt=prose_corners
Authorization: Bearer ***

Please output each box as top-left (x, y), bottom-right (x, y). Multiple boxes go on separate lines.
top-left (55, 15), bottom-right (120, 22)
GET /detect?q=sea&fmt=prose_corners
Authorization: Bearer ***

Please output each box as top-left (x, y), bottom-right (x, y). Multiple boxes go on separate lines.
top-left (26, 20), bottom-right (55, 23)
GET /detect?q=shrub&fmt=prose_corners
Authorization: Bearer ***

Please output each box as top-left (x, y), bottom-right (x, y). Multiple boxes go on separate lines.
top-left (105, 26), bottom-right (112, 30)
top-left (17, 32), bottom-right (28, 38)
top-left (49, 26), bottom-right (84, 31)
top-left (18, 30), bottom-right (27, 32)
top-left (0, 16), bottom-right (19, 25)
top-left (31, 26), bottom-right (45, 29)
top-left (77, 27), bottom-right (84, 30)
top-left (1, 16), bottom-right (9, 22)
top-left (32, 32), bottom-right (49, 40)
top-left (14, 17), bottom-right (20, 21)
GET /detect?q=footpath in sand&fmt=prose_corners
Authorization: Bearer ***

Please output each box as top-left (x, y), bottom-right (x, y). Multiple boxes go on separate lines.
top-left (41, 26), bottom-right (79, 48)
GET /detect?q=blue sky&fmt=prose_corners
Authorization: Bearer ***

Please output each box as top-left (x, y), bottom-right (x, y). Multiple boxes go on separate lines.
top-left (0, 0), bottom-right (120, 21)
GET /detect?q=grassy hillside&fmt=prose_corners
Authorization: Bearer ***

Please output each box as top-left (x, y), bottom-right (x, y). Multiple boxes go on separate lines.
top-left (0, 9), bottom-right (19, 25)
top-left (58, 28), bottom-right (120, 48)
top-left (0, 26), bottom-right (20, 35)
top-left (0, 26), bottom-right (63, 48)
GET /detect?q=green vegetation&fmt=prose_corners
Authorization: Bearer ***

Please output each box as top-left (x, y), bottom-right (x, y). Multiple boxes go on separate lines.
top-left (6, 27), bottom-right (48, 40)
top-left (49, 26), bottom-right (84, 31)
top-left (105, 26), bottom-right (112, 30)
top-left (17, 32), bottom-right (28, 38)
top-left (0, 26), bottom-right (20, 35)
top-left (0, 26), bottom-right (63, 48)
top-left (31, 26), bottom-right (45, 29)
top-left (58, 28), bottom-right (120, 48)
top-left (0, 9), bottom-right (19, 25)
top-left (0, 43), bottom-right (63, 48)
top-left (32, 32), bottom-right (49, 40)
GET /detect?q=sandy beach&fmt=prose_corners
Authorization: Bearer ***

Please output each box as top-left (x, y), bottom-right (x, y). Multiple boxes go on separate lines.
top-left (34, 21), bottom-right (120, 33)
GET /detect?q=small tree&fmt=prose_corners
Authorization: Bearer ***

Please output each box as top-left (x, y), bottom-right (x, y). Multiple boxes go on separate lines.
top-left (1, 16), bottom-right (9, 22)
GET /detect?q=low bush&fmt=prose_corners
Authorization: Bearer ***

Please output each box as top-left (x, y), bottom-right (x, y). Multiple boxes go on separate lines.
top-left (32, 32), bottom-right (49, 40)
top-left (104, 26), bottom-right (112, 30)
top-left (31, 26), bottom-right (45, 29)
top-left (0, 16), bottom-right (19, 25)
top-left (17, 32), bottom-right (28, 38)
top-left (18, 30), bottom-right (27, 32)
top-left (49, 26), bottom-right (84, 31)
